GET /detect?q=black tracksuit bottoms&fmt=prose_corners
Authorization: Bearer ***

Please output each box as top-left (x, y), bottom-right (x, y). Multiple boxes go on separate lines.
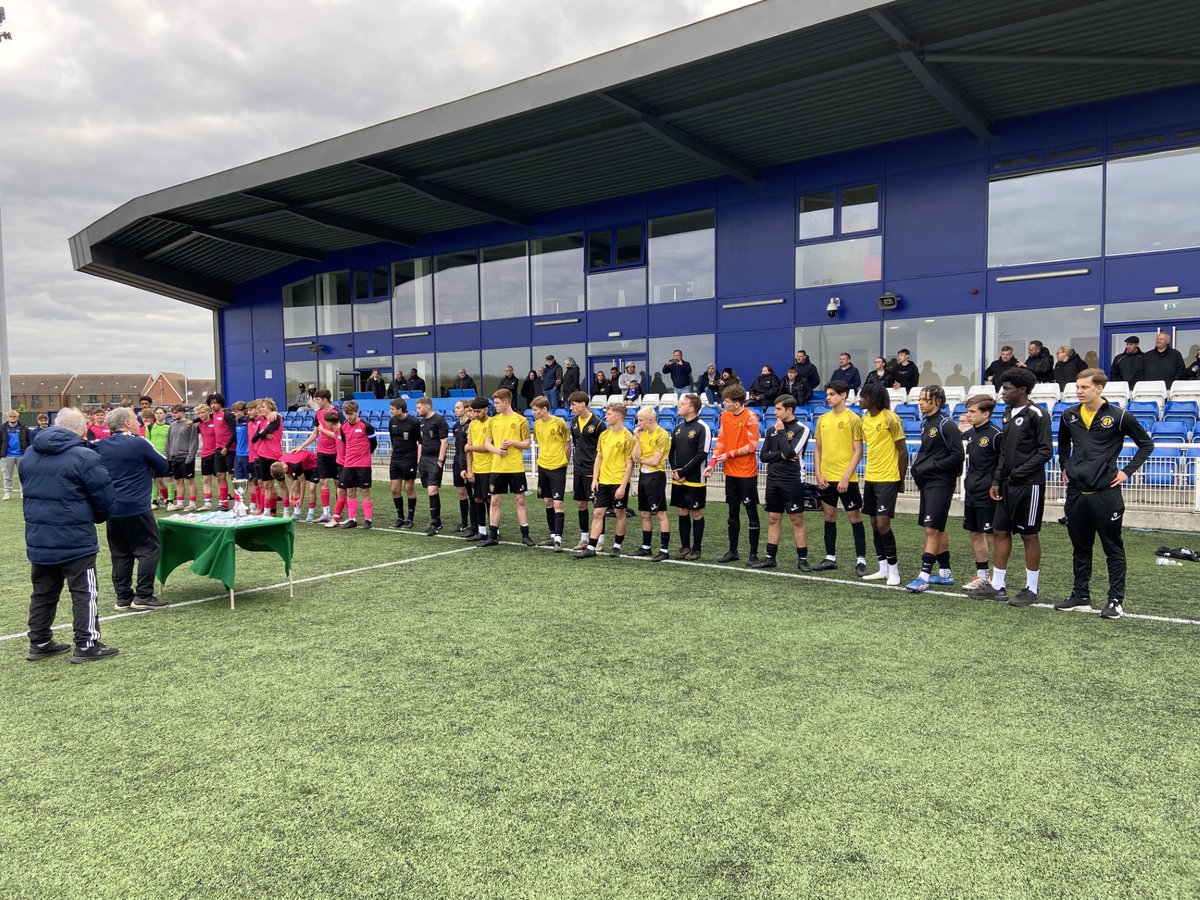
top-left (106, 510), bottom-right (161, 603)
top-left (1065, 485), bottom-right (1126, 600)
top-left (28, 553), bottom-right (101, 648)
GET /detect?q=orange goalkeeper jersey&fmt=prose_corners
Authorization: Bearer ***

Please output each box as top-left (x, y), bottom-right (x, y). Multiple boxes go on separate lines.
top-left (713, 407), bottom-right (760, 479)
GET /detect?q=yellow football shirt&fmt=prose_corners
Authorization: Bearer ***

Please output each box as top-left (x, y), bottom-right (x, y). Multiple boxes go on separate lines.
top-left (815, 408), bottom-right (863, 481)
top-left (468, 417), bottom-right (493, 474)
top-left (1080, 405), bottom-right (1096, 429)
top-left (637, 426), bottom-right (671, 473)
top-left (861, 409), bottom-right (904, 482)
top-left (597, 427), bottom-right (635, 484)
top-left (534, 416), bottom-right (570, 470)
top-left (488, 411), bottom-right (529, 473)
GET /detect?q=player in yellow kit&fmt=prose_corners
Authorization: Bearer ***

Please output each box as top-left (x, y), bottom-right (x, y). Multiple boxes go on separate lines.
top-left (631, 406), bottom-right (672, 561)
top-left (483, 388), bottom-right (533, 546)
top-left (574, 403), bottom-right (634, 559)
top-left (463, 397), bottom-right (493, 542)
top-left (531, 395), bottom-right (571, 551)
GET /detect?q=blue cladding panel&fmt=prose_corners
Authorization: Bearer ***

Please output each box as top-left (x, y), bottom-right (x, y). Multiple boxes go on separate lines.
top-left (436, 322), bottom-right (482, 351)
top-left (883, 273), bottom-right (985, 318)
top-left (481, 317), bottom-right (532, 349)
top-left (391, 333), bottom-right (436, 355)
top-left (988, 264), bottom-right (1103, 311)
top-left (717, 195), bottom-right (795, 296)
top-left (1105, 249), bottom-right (1200, 302)
top-left (989, 103), bottom-right (1107, 158)
top-left (586, 307), bottom-right (648, 341)
top-left (254, 341), bottom-right (283, 363)
top-left (222, 305), bottom-right (253, 340)
top-left (646, 182), bottom-right (718, 218)
top-left (795, 283), bottom-right (883, 325)
top-left (885, 161), bottom-right (988, 278)
top-left (225, 365), bottom-right (254, 401)
top-left (649, 298), bottom-right (715, 336)
top-left (353, 329), bottom-right (392, 357)
top-left (251, 297), bottom-right (284, 341)
top-left (529, 319), bottom-right (585, 345)
top-left (254, 366), bottom-right (279, 399)
top-left (224, 342), bottom-right (253, 366)
top-left (794, 146), bottom-right (885, 196)
top-left (716, 295), bottom-right (792, 333)
top-left (718, 327), bottom-right (792, 378)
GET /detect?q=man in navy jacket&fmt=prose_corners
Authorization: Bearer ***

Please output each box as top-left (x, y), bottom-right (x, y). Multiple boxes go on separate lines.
top-left (97, 408), bottom-right (171, 613)
top-left (22, 407), bottom-right (116, 663)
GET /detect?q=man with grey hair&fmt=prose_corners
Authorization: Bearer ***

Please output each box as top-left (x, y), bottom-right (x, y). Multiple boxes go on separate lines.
top-left (22, 406), bottom-right (117, 663)
top-left (96, 407), bottom-right (171, 612)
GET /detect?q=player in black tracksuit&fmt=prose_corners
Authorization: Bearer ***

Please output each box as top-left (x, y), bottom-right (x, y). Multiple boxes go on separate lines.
top-left (907, 385), bottom-right (964, 591)
top-left (982, 368), bottom-right (1053, 606)
top-left (959, 395), bottom-right (1003, 591)
top-left (568, 391), bottom-right (607, 550)
top-left (668, 393), bottom-right (712, 560)
top-left (451, 402), bottom-right (472, 532)
top-left (1056, 370), bottom-right (1154, 619)
top-left (751, 395), bottom-right (811, 571)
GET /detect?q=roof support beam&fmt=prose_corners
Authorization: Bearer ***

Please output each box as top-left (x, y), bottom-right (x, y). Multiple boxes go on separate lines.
top-left (867, 9), bottom-right (990, 140)
top-left (925, 53), bottom-right (1200, 69)
top-left (241, 190), bottom-right (417, 246)
top-left (924, 0), bottom-right (1134, 52)
top-left (354, 161), bottom-right (529, 226)
top-left (157, 216), bottom-right (325, 261)
top-left (597, 91), bottom-right (758, 184)
top-left (77, 244), bottom-right (234, 310)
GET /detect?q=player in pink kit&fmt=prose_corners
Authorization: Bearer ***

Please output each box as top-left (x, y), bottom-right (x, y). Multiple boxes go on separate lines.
top-left (193, 404), bottom-right (217, 510)
top-left (281, 448), bottom-right (319, 522)
top-left (326, 400), bottom-right (377, 529)
top-left (251, 398), bottom-right (284, 516)
top-left (207, 392), bottom-right (238, 511)
top-left (296, 389), bottom-right (342, 522)
top-left (87, 408), bottom-right (112, 442)
top-left (244, 400), bottom-right (261, 513)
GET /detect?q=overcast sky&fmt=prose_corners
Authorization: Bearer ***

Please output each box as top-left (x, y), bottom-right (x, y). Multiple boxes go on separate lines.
top-left (0, 0), bottom-right (758, 379)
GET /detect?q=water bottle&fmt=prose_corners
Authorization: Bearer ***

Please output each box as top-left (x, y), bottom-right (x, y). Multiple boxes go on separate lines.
top-left (1156, 557), bottom-right (1183, 567)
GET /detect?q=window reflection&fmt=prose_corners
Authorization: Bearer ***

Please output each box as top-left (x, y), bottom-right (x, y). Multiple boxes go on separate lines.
top-left (316, 271), bottom-right (352, 335)
top-left (391, 258), bottom-right (433, 329)
top-left (885, 314), bottom-right (983, 387)
top-left (587, 268), bottom-right (646, 310)
top-left (283, 277), bottom-right (316, 339)
top-left (480, 242), bottom-right (529, 320)
top-left (795, 236), bottom-right (882, 288)
top-left (794, 323), bottom-right (880, 386)
top-left (987, 165), bottom-right (1102, 267)
top-left (531, 235), bottom-right (584, 316)
top-left (986, 306), bottom-right (1100, 373)
top-left (1107, 147), bottom-right (1200, 256)
top-left (649, 211), bottom-right (715, 304)
top-left (434, 251), bottom-right (479, 324)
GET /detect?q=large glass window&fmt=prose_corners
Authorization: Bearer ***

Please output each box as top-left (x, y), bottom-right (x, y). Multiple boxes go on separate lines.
top-left (317, 358), bottom-right (353, 400)
top-left (647, 335), bottom-right (714, 394)
top-left (841, 184), bottom-right (880, 234)
top-left (587, 268), bottom-right (646, 310)
top-left (391, 258), bottom-right (433, 329)
top-left (1106, 146), bottom-right (1200, 256)
top-left (316, 271), bottom-right (352, 335)
top-left (986, 305), bottom-right (1101, 373)
top-left (352, 268), bottom-right (391, 333)
top-left (794, 323), bottom-right (880, 387)
top-left (531, 234), bottom-right (585, 316)
top-left (649, 211), bottom-right (715, 304)
top-left (392, 355), bottom-right (435, 393)
top-left (795, 236), bottom-right (882, 288)
top-left (480, 242), bottom-right (529, 320)
top-left (482, 347), bottom-right (532, 398)
top-left (283, 277), bottom-right (316, 339)
top-left (533, 342), bottom-right (586, 397)
top-left (587, 225), bottom-right (644, 269)
top-left (435, 350), bottom-right (480, 399)
top-left (885, 314), bottom-right (983, 387)
top-left (798, 184), bottom-right (879, 240)
top-left (434, 251), bottom-right (479, 324)
top-left (987, 165), bottom-right (1102, 267)
top-left (285, 362), bottom-right (318, 401)
top-left (798, 192), bottom-right (835, 240)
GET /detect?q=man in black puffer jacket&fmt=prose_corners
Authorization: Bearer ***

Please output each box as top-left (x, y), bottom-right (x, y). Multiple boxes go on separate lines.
top-left (22, 407), bottom-right (117, 663)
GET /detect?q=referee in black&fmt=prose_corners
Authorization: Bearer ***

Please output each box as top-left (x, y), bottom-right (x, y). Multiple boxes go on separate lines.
top-left (1055, 368), bottom-right (1153, 619)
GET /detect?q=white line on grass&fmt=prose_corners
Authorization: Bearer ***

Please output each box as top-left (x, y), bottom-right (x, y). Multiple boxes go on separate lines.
top-left (0, 545), bottom-right (478, 644)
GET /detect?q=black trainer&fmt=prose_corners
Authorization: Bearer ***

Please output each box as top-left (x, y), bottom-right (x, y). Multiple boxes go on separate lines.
top-left (631, 547), bottom-right (652, 557)
top-left (339, 520), bottom-right (358, 529)
top-left (464, 532), bottom-right (485, 541)
top-left (717, 550), bottom-right (740, 563)
top-left (651, 550), bottom-right (669, 562)
top-left (813, 558), bottom-right (837, 571)
top-left (131, 597), bottom-right (168, 610)
top-left (573, 546), bottom-right (596, 559)
top-left (520, 535), bottom-right (535, 547)
top-left (481, 537), bottom-right (499, 547)
top-left (609, 546), bottom-right (622, 558)
top-left (392, 517), bottom-right (405, 528)
top-left (455, 522), bottom-right (471, 533)
top-left (746, 553), bottom-right (759, 566)
top-left (26, 640), bottom-right (71, 661)
top-left (855, 561), bottom-right (868, 577)
top-left (363, 520), bottom-right (373, 530)
top-left (797, 559), bottom-right (812, 572)
top-left (1008, 587), bottom-right (1039, 607)
top-left (1053, 595), bottom-right (1092, 611)
top-left (748, 557), bottom-right (777, 569)
top-left (1101, 599), bottom-right (1124, 619)
top-left (113, 600), bottom-right (133, 611)
top-left (70, 642), bottom-right (119, 664)
top-left (426, 524), bottom-right (442, 536)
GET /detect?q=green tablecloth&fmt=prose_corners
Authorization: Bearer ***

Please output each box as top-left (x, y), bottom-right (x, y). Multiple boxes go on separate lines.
top-left (156, 515), bottom-right (295, 591)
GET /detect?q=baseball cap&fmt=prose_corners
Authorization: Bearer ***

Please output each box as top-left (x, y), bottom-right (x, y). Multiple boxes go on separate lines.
top-left (1124, 336), bottom-right (1140, 345)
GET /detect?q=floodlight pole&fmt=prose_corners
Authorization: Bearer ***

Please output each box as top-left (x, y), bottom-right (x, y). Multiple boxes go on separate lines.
top-left (0, 195), bottom-right (11, 414)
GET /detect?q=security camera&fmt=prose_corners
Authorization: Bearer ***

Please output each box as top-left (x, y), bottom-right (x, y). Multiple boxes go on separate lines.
top-left (826, 297), bottom-right (841, 318)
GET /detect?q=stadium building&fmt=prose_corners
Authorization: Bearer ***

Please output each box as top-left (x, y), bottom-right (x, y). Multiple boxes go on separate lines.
top-left (71, 0), bottom-right (1200, 403)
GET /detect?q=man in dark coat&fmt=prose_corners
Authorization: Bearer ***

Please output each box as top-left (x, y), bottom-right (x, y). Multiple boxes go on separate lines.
top-left (662, 350), bottom-right (694, 394)
top-left (984, 346), bottom-right (1018, 383)
top-left (365, 369), bottom-right (387, 399)
top-left (793, 351), bottom-right (821, 397)
top-left (405, 368), bottom-right (427, 394)
top-left (561, 358), bottom-right (582, 401)
top-left (1109, 337), bottom-right (1144, 386)
top-left (830, 353), bottom-right (861, 392)
top-left (22, 407), bottom-right (117, 663)
top-left (1053, 346), bottom-right (1088, 390)
top-left (1141, 332), bottom-right (1187, 387)
top-left (890, 349), bottom-right (919, 392)
top-left (1020, 340), bottom-right (1054, 383)
top-left (542, 355), bottom-right (564, 408)
top-left (497, 366), bottom-right (521, 402)
top-left (451, 369), bottom-right (478, 394)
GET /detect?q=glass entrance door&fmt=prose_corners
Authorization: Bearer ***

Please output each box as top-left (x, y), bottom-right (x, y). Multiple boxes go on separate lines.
top-left (1105, 323), bottom-right (1200, 380)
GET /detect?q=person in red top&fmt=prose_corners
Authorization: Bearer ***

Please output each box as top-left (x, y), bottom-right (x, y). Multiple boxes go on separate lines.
top-left (250, 398), bottom-right (284, 516)
top-left (245, 400), bottom-right (261, 513)
top-left (326, 400), bottom-right (377, 529)
top-left (704, 384), bottom-right (763, 565)
top-left (296, 389), bottom-right (342, 522)
top-left (207, 392), bottom-right (238, 510)
top-left (86, 408), bottom-right (112, 442)
top-left (194, 404), bottom-right (217, 510)
top-left (281, 448), bottom-right (319, 522)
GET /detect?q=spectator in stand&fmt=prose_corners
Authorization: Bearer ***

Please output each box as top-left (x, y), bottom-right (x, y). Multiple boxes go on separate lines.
top-left (542, 355), bottom-right (564, 408)
top-left (22, 406), bottom-right (117, 664)
top-left (451, 369), bottom-right (477, 395)
top-left (662, 350), bottom-right (694, 395)
top-left (747, 365), bottom-right (781, 407)
top-left (1109, 336), bottom-right (1144, 387)
top-left (1, 409), bottom-right (30, 500)
top-left (561, 357), bottom-right (582, 401)
top-left (864, 357), bottom-right (891, 388)
top-left (365, 369), bottom-right (387, 399)
top-left (1142, 331), bottom-right (1187, 387)
top-left (831, 353), bottom-right (862, 392)
top-left (405, 368), bottom-right (427, 395)
top-left (294, 382), bottom-right (312, 410)
top-left (592, 370), bottom-right (610, 397)
top-left (718, 367), bottom-right (742, 395)
top-left (521, 370), bottom-right (540, 410)
top-left (608, 367), bottom-right (622, 395)
top-left (1053, 346), bottom-right (1088, 390)
top-left (498, 365), bottom-right (520, 397)
top-left (386, 372), bottom-right (406, 399)
top-left (623, 378), bottom-right (643, 404)
top-left (699, 365), bottom-right (721, 404)
top-left (793, 351), bottom-right (821, 398)
top-left (96, 408), bottom-right (171, 612)
top-left (1186, 347), bottom-right (1200, 381)
top-left (891, 349), bottom-right (919, 393)
top-left (618, 363), bottom-right (640, 393)
top-left (1018, 340), bottom-right (1054, 383)
top-left (780, 365), bottom-right (810, 406)
top-left (984, 346), bottom-right (1019, 383)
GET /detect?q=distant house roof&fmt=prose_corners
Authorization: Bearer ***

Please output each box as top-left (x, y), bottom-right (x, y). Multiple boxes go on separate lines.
top-left (70, 0), bottom-right (1200, 310)
top-left (10, 375), bottom-right (74, 395)
top-left (68, 374), bottom-right (153, 398)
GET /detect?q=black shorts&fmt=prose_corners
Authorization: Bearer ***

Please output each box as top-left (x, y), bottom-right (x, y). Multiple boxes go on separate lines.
top-left (472, 472), bottom-right (491, 497)
top-left (671, 482), bottom-right (707, 511)
top-left (864, 481), bottom-right (901, 519)
top-left (765, 479), bottom-right (805, 515)
top-left (452, 459), bottom-right (467, 488)
top-left (962, 502), bottom-right (996, 534)
top-left (214, 450), bottom-right (234, 474)
top-left (724, 474), bottom-right (759, 508)
top-left (593, 482), bottom-right (628, 510)
top-left (489, 471), bottom-right (527, 495)
top-left (572, 468), bottom-right (595, 503)
top-left (917, 479), bottom-right (954, 531)
top-left (818, 482), bottom-right (863, 511)
top-left (418, 458), bottom-right (444, 488)
top-left (288, 463), bottom-right (320, 484)
top-left (338, 465), bottom-right (373, 490)
top-left (200, 454), bottom-right (216, 477)
top-left (537, 466), bottom-right (567, 501)
top-left (170, 458), bottom-right (195, 480)
top-left (256, 457), bottom-right (281, 482)
top-left (993, 482), bottom-right (1045, 535)
top-left (390, 458), bottom-right (417, 481)
top-left (637, 471), bottom-right (667, 512)
top-left (317, 452), bottom-right (340, 481)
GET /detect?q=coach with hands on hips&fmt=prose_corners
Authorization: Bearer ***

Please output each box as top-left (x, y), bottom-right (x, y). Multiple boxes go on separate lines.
top-left (22, 407), bottom-right (117, 663)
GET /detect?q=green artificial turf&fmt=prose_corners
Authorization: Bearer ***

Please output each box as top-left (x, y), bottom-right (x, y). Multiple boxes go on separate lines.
top-left (1, 484), bottom-right (1199, 899)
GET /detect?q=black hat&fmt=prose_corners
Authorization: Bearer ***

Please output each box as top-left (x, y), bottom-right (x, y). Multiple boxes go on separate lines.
top-left (1124, 336), bottom-right (1140, 345)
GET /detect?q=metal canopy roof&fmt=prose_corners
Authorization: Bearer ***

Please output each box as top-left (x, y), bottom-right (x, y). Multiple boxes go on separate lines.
top-left (70, 0), bottom-right (1200, 311)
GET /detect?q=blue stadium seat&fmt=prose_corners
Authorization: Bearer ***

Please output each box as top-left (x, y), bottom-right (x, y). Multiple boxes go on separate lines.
top-left (1152, 420), bottom-right (1191, 441)
top-left (1140, 447), bottom-right (1181, 486)
top-left (1135, 415), bottom-right (1157, 434)
top-left (1127, 400), bottom-right (1162, 419)
top-left (1165, 399), bottom-right (1200, 418)
top-left (1052, 401), bottom-right (1075, 416)
top-left (902, 419), bottom-right (923, 437)
top-left (895, 403), bottom-right (919, 420)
